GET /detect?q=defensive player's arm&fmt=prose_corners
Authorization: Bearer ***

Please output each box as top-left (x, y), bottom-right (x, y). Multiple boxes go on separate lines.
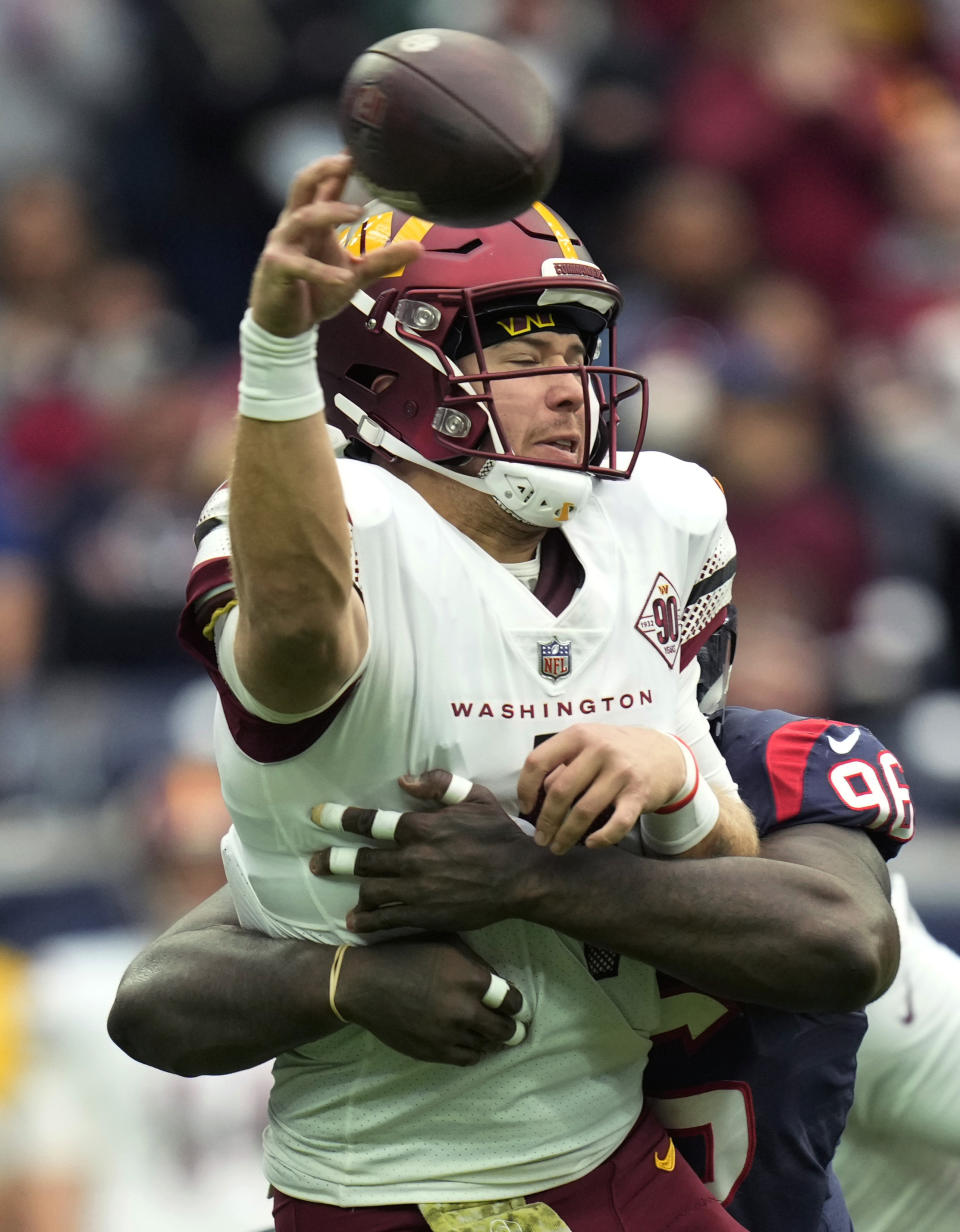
top-left (228, 154), bottom-right (420, 713)
top-left (107, 888), bottom-right (522, 1076)
top-left (107, 888), bottom-right (342, 1074)
top-left (320, 785), bottom-right (896, 1012)
top-left (110, 816), bottom-right (897, 1081)
top-left (529, 821), bottom-right (897, 1009)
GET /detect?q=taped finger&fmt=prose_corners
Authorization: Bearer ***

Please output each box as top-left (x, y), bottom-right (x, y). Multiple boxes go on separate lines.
top-left (504, 1019), bottom-right (527, 1047)
top-left (369, 810), bottom-right (403, 841)
top-left (313, 803), bottom-right (347, 832)
top-left (327, 847), bottom-right (359, 877)
top-left (481, 973), bottom-right (511, 1010)
top-left (441, 774), bottom-right (474, 805)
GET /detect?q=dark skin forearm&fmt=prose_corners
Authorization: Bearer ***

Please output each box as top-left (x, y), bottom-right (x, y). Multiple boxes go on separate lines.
top-left (108, 888), bottom-right (340, 1075)
top-left (517, 826), bottom-right (897, 1010)
top-left (317, 788), bottom-right (899, 1012)
top-left (108, 889), bottom-right (524, 1076)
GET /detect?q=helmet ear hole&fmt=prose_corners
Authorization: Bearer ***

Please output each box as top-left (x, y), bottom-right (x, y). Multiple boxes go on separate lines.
top-left (346, 364), bottom-right (398, 392)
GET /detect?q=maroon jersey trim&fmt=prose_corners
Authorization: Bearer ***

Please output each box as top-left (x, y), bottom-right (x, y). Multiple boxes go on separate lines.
top-left (534, 530), bottom-right (584, 616)
top-left (679, 605), bottom-right (727, 671)
top-left (177, 558), bottom-right (360, 763)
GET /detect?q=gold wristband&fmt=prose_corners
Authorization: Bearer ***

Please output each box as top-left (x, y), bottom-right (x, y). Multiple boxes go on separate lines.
top-left (329, 943), bottom-right (351, 1024)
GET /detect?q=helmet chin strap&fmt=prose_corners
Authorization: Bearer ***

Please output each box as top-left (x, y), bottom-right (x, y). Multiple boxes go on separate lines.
top-left (471, 458), bottom-right (594, 527)
top-left (333, 393), bottom-right (595, 528)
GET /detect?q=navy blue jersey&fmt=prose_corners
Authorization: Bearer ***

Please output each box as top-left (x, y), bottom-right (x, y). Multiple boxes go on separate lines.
top-left (720, 706), bottom-right (914, 856)
top-left (643, 706), bottom-right (914, 1232)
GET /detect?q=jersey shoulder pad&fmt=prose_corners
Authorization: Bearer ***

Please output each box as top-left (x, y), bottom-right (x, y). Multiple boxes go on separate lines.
top-left (194, 481), bottom-right (230, 545)
top-left (720, 706), bottom-right (914, 856)
top-left (624, 452), bottom-right (726, 535)
top-left (178, 483), bottom-right (234, 670)
top-left (337, 457), bottom-right (405, 530)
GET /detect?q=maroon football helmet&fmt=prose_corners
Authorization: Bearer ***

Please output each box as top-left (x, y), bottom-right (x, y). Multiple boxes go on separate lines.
top-left (318, 200), bottom-right (648, 526)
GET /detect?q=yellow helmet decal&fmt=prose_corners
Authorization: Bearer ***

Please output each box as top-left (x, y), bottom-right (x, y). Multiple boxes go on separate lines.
top-left (337, 212), bottom-right (433, 278)
top-left (531, 201), bottom-right (578, 259)
top-left (383, 214), bottom-right (434, 277)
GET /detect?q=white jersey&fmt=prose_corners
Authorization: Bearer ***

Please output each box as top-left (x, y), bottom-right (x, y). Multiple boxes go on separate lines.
top-left (833, 875), bottom-right (960, 1232)
top-left (182, 452), bottom-right (736, 1205)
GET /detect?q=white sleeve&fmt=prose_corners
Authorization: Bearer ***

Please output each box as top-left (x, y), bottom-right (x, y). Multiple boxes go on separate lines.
top-left (673, 658), bottom-right (737, 796)
top-left (848, 874), bottom-right (960, 1152)
top-left (214, 603), bottom-right (368, 724)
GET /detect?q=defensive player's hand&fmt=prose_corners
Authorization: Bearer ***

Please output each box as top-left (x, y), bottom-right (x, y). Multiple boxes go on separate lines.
top-left (309, 771), bottom-right (539, 934)
top-left (248, 153), bottom-right (422, 337)
top-left (336, 932), bottom-right (525, 1067)
top-left (518, 724), bottom-right (687, 854)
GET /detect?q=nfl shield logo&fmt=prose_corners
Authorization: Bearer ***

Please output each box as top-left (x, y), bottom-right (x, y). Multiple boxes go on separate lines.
top-left (539, 639), bottom-right (572, 680)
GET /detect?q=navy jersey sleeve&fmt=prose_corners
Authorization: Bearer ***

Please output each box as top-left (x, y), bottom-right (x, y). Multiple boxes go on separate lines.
top-left (719, 706), bottom-right (914, 860)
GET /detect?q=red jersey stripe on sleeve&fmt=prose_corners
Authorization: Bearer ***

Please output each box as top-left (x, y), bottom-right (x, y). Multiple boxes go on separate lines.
top-left (765, 718), bottom-right (833, 822)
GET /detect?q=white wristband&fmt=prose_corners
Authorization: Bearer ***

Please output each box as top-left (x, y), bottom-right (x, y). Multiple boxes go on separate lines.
top-left (238, 308), bottom-right (324, 421)
top-left (640, 735), bottom-right (719, 855)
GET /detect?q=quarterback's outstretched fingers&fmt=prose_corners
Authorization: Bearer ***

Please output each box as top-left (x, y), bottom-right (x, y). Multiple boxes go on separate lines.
top-left (354, 240), bottom-right (423, 285)
top-left (481, 973), bottom-right (511, 1010)
top-left (259, 251), bottom-right (355, 291)
top-left (276, 200), bottom-right (364, 246)
top-left (286, 153), bottom-right (352, 212)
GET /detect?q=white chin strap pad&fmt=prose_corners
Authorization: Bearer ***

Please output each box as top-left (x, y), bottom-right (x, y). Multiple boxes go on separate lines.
top-left (333, 392), bottom-right (595, 528)
top-left (480, 460), bottom-right (594, 528)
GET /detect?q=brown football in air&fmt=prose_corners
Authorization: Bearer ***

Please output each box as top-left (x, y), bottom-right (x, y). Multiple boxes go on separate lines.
top-left (338, 27), bottom-right (562, 226)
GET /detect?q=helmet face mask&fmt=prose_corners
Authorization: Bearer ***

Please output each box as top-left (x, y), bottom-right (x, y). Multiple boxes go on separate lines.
top-left (320, 202), bottom-right (648, 524)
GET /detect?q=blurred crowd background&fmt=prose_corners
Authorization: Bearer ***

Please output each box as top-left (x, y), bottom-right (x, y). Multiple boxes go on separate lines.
top-left (1, 1), bottom-right (959, 1228)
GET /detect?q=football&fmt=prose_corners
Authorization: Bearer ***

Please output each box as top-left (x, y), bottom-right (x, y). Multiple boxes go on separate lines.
top-left (338, 27), bottom-right (562, 226)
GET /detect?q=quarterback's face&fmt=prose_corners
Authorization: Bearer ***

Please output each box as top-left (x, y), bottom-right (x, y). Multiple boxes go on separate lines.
top-left (461, 331), bottom-right (587, 466)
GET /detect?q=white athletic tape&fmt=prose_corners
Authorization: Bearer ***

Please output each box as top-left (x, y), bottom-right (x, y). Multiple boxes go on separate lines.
top-left (327, 847), bottom-right (359, 877)
top-left (315, 803), bottom-right (346, 832)
top-left (370, 809), bottom-right (403, 841)
top-left (504, 1019), bottom-right (527, 1047)
top-left (481, 973), bottom-right (511, 1010)
top-left (441, 774), bottom-right (474, 805)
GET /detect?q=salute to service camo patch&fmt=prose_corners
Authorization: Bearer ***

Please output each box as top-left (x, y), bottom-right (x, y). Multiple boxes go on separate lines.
top-left (419, 1197), bottom-right (572, 1231)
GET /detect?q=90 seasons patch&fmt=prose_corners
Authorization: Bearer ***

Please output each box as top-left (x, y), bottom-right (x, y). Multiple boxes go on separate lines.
top-left (635, 573), bottom-right (681, 668)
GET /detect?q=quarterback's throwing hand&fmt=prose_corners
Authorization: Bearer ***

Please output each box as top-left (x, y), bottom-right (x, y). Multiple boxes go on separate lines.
top-left (517, 724), bottom-right (687, 854)
top-left (249, 153), bottom-right (423, 337)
